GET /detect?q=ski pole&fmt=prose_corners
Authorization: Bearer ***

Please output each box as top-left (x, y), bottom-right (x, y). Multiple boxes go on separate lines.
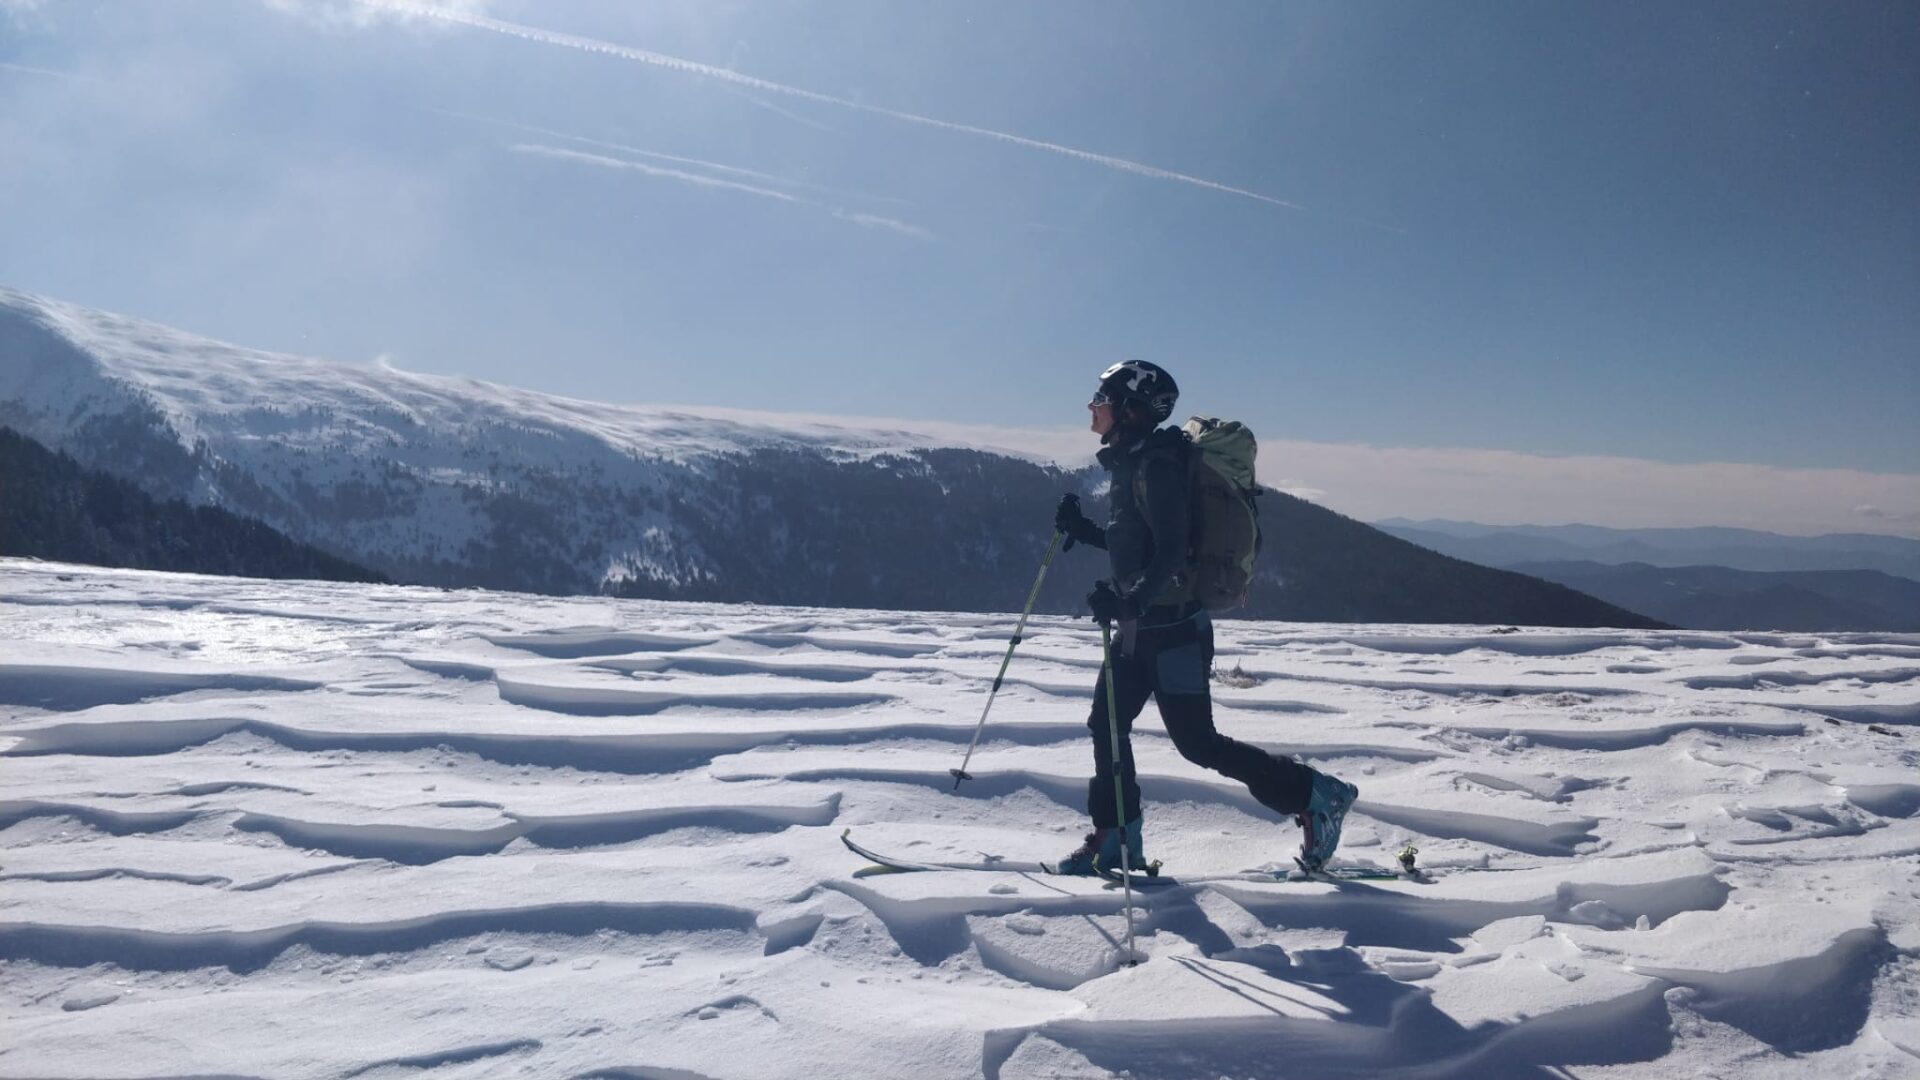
top-left (1101, 619), bottom-right (1139, 966)
top-left (949, 531), bottom-right (1063, 790)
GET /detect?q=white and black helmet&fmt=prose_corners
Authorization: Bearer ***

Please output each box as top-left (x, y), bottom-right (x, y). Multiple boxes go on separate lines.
top-left (1093, 360), bottom-right (1179, 423)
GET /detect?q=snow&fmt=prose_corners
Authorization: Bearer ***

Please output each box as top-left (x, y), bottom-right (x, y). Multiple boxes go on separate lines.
top-left (0, 285), bottom-right (1092, 468)
top-left (2, 559), bottom-right (1918, 1079)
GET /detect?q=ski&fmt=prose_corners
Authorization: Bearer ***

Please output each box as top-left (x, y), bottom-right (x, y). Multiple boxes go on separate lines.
top-left (842, 829), bottom-right (1052, 875)
top-left (1100, 860), bottom-right (1537, 887)
top-left (843, 830), bottom-right (1522, 884)
top-left (844, 830), bottom-right (1541, 886)
top-left (1100, 863), bottom-right (1416, 888)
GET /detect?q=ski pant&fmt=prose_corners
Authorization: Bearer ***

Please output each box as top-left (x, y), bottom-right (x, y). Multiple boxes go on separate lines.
top-left (1086, 611), bottom-right (1317, 827)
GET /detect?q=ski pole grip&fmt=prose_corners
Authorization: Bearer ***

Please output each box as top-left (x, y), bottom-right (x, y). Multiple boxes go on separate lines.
top-left (1058, 493), bottom-right (1080, 551)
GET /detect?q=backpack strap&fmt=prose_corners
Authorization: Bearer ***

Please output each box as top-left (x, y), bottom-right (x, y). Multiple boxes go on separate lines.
top-left (1130, 431), bottom-right (1198, 608)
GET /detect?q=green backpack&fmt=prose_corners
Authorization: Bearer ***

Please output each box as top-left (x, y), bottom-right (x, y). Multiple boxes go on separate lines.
top-left (1180, 416), bottom-right (1263, 611)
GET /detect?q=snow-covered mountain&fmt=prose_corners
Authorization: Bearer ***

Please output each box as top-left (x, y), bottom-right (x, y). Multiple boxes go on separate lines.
top-left (0, 287), bottom-right (1661, 627)
top-left (0, 286), bottom-right (1091, 606)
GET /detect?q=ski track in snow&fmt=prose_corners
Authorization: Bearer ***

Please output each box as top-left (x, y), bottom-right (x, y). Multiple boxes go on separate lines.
top-left (1, 561), bottom-right (1917, 1079)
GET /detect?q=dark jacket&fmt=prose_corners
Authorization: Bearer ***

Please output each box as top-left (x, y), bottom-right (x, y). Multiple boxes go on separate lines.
top-left (1079, 426), bottom-right (1194, 615)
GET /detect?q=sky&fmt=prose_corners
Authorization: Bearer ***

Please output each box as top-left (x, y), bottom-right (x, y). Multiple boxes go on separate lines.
top-left (2, 0), bottom-right (1916, 535)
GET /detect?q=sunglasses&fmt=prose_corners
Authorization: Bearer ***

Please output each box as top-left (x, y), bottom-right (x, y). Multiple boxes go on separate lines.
top-left (1088, 391), bottom-right (1116, 408)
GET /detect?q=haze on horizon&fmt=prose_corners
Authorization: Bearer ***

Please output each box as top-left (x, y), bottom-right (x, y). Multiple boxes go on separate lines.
top-left (1, 1), bottom-right (1915, 537)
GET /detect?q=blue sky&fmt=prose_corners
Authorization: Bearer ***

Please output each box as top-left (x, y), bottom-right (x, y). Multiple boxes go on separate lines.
top-left (2, 1), bottom-right (1916, 531)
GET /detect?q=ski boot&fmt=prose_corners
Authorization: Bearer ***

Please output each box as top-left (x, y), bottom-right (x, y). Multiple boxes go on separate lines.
top-left (1050, 819), bottom-right (1145, 876)
top-left (1296, 772), bottom-right (1360, 873)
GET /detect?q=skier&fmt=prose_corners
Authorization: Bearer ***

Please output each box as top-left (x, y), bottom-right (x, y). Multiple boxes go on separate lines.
top-left (1051, 360), bottom-right (1360, 876)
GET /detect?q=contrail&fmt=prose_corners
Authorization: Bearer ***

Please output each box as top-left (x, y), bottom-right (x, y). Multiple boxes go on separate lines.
top-left (720, 84), bottom-right (841, 135)
top-left (831, 209), bottom-right (938, 242)
top-left (435, 109), bottom-right (909, 204)
top-left (0, 60), bottom-right (90, 83)
top-left (369, 0), bottom-right (1308, 212)
top-left (515, 143), bottom-right (938, 241)
top-left (512, 144), bottom-right (803, 203)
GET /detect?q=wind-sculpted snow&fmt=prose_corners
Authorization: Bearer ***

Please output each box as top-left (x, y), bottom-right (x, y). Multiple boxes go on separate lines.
top-left (229, 797), bottom-right (843, 865)
top-left (0, 661), bottom-right (322, 711)
top-left (483, 630), bottom-right (717, 657)
top-left (2, 561), bottom-right (1917, 1079)
top-left (1680, 665), bottom-right (1920, 691)
top-left (0, 901), bottom-right (766, 974)
top-left (1245, 629), bottom-right (1746, 657)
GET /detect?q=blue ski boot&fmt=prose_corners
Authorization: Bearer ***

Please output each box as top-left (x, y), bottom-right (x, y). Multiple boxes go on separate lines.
top-left (1296, 772), bottom-right (1359, 872)
top-left (1051, 819), bottom-right (1144, 876)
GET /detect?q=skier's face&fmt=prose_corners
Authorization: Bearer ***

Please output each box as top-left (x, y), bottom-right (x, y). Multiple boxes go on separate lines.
top-left (1088, 400), bottom-right (1116, 436)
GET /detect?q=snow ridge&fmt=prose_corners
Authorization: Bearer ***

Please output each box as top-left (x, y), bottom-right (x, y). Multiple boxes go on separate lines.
top-left (0, 286), bottom-right (1075, 465)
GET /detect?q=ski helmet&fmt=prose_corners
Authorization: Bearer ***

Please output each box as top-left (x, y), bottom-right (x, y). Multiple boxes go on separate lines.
top-left (1092, 360), bottom-right (1179, 424)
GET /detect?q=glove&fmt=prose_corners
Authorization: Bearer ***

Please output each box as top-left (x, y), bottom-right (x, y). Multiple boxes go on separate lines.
top-left (1086, 580), bottom-right (1124, 627)
top-left (1055, 493), bottom-right (1096, 552)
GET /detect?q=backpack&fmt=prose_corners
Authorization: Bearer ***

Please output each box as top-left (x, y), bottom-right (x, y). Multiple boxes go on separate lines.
top-left (1180, 416), bottom-right (1263, 611)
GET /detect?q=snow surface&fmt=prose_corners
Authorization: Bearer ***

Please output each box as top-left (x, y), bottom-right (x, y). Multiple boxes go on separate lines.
top-left (2, 558), bottom-right (1918, 1079)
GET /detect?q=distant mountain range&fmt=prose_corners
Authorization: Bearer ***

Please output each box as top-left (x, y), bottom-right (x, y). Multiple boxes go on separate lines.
top-left (1377, 520), bottom-right (1920, 631)
top-left (1509, 562), bottom-right (1920, 633)
top-left (1377, 519), bottom-right (1920, 579)
top-left (0, 286), bottom-right (1663, 627)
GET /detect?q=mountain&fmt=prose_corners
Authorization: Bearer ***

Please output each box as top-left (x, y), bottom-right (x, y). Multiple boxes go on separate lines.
top-left (1373, 518), bottom-right (1920, 631)
top-left (0, 286), bottom-right (1662, 627)
top-left (0, 426), bottom-right (385, 585)
top-left (1256, 497), bottom-right (1664, 627)
top-left (1376, 518), bottom-right (1920, 580)
top-left (1510, 561), bottom-right (1920, 633)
